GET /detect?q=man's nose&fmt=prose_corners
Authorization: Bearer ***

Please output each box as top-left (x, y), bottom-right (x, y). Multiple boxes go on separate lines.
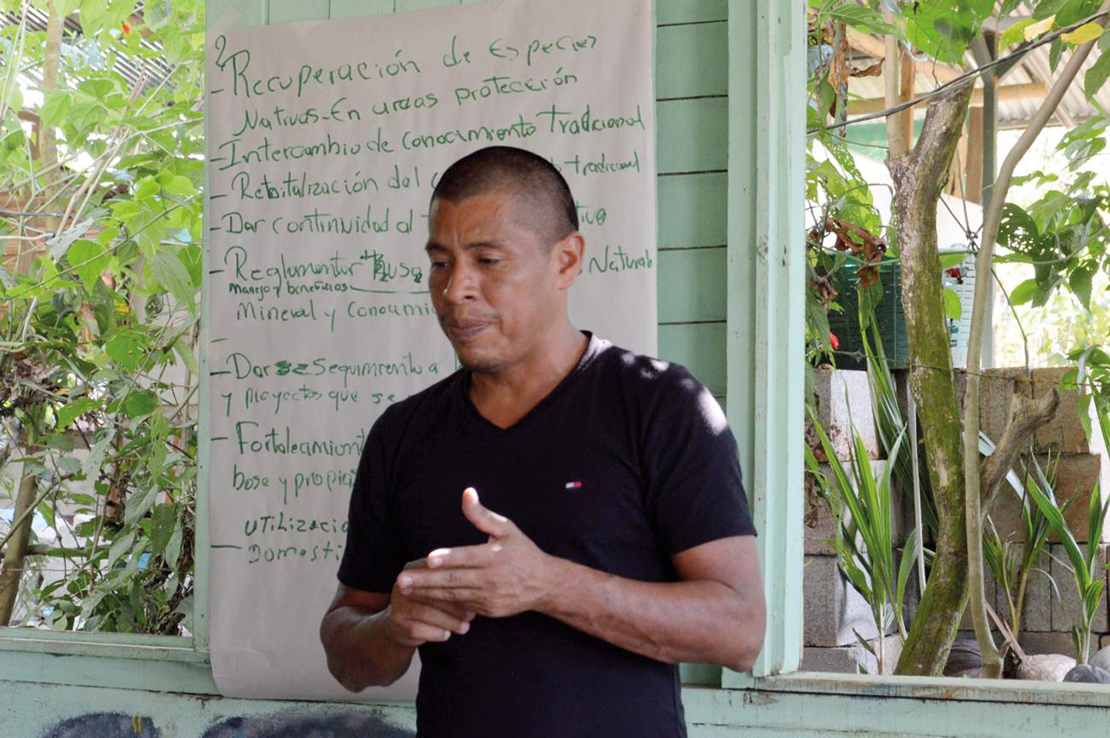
top-left (441, 261), bottom-right (477, 303)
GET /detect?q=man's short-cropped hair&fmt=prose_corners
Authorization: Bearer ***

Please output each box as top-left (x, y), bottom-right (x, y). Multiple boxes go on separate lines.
top-left (430, 146), bottom-right (579, 247)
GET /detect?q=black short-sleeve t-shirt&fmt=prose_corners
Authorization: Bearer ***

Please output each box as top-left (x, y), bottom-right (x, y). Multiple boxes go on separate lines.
top-left (338, 333), bottom-right (756, 738)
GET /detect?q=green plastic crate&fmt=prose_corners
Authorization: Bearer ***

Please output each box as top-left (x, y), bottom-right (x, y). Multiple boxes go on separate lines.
top-left (827, 252), bottom-right (974, 371)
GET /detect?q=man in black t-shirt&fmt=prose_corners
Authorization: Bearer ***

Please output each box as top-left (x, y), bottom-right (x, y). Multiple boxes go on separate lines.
top-left (320, 146), bottom-right (765, 737)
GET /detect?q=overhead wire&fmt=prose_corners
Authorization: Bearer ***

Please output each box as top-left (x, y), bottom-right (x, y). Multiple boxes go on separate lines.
top-left (809, 8), bottom-right (1110, 137)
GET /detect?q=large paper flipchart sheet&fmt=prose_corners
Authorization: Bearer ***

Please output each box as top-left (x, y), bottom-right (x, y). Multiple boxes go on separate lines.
top-left (205, 0), bottom-right (657, 699)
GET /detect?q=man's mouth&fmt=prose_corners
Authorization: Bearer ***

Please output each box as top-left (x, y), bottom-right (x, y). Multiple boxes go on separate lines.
top-left (443, 320), bottom-right (491, 341)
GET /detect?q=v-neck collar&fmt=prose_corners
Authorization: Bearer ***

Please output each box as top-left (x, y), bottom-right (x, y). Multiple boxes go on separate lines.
top-left (458, 332), bottom-right (605, 435)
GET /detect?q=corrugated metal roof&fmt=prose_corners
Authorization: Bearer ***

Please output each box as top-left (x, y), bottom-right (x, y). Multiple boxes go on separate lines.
top-left (846, 20), bottom-right (1110, 130)
top-left (0, 6), bottom-right (173, 95)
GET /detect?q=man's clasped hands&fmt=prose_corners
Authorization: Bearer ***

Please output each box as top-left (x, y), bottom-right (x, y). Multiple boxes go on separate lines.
top-left (383, 487), bottom-right (560, 648)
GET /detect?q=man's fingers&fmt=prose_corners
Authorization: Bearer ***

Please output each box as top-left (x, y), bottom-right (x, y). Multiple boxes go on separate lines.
top-left (408, 594), bottom-right (475, 621)
top-left (408, 588), bottom-right (484, 606)
top-left (402, 557), bottom-right (428, 571)
top-left (399, 567), bottom-right (481, 592)
top-left (461, 487), bottom-right (513, 538)
top-left (426, 544), bottom-right (497, 570)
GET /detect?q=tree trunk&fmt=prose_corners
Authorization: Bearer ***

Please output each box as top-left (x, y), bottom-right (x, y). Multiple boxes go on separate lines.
top-left (888, 79), bottom-right (975, 676)
top-left (0, 471), bottom-right (38, 625)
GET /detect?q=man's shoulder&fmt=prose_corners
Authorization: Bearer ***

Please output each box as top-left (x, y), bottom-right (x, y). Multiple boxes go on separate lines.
top-left (587, 336), bottom-right (705, 399)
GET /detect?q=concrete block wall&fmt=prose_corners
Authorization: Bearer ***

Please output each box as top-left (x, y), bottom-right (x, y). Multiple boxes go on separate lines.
top-left (804, 367), bottom-right (1110, 672)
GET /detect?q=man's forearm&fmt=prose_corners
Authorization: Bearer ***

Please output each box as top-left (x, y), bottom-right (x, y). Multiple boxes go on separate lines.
top-left (537, 557), bottom-right (764, 671)
top-left (320, 605), bottom-right (415, 691)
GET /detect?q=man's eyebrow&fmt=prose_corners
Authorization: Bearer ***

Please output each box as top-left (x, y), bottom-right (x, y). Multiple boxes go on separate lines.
top-left (424, 240), bottom-right (506, 253)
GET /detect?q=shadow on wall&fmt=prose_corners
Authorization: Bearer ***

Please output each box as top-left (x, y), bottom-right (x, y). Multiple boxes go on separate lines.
top-left (40, 713), bottom-right (161, 738)
top-left (202, 713), bottom-right (414, 738)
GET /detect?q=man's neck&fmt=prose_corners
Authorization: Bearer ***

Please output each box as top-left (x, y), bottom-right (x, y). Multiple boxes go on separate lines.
top-left (468, 325), bottom-right (589, 429)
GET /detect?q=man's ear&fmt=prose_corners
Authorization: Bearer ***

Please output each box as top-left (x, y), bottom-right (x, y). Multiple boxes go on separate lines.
top-left (552, 231), bottom-right (585, 291)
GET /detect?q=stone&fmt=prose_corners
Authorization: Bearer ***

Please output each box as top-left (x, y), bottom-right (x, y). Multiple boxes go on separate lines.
top-left (1063, 664), bottom-right (1110, 684)
top-left (944, 634), bottom-right (983, 677)
top-left (1051, 543), bottom-right (1109, 635)
top-left (803, 554), bottom-right (882, 647)
top-left (807, 369), bottom-right (881, 463)
top-left (987, 454), bottom-right (1105, 544)
top-left (1090, 644), bottom-right (1110, 673)
top-left (1016, 653), bottom-right (1076, 682)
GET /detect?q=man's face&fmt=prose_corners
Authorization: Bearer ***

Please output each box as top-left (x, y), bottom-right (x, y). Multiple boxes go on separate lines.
top-left (426, 192), bottom-right (570, 374)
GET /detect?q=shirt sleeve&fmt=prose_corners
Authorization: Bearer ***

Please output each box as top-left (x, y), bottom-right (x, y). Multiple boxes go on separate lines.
top-left (643, 368), bottom-right (757, 556)
top-left (336, 409), bottom-right (407, 594)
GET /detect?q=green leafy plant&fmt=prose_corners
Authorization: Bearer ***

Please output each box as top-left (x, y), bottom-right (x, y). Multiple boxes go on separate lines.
top-left (805, 408), bottom-right (919, 673)
top-left (0, 0), bottom-right (204, 634)
top-left (982, 454), bottom-right (1060, 656)
top-left (1025, 412), bottom-right (1110, 664)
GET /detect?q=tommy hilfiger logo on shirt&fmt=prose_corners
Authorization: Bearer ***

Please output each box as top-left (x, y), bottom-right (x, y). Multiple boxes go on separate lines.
top-left (565, 481), bottom-right (583, 490)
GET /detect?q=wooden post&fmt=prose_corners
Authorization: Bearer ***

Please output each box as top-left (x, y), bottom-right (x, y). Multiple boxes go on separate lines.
top-left (966, 106), bottom-right (984, 205)
top-left (901, 55), bottom-right (916, 150)
top-left (726, 0), bottom-right (806, 680)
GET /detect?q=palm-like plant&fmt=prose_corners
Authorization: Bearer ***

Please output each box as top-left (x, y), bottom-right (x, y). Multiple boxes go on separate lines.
top-left (806, 408), bottom-right (919, 673)
top-left (1025, 408), bottom-right (1110, 665)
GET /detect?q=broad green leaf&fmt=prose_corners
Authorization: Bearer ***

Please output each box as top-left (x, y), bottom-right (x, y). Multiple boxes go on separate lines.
top-left (1025, 14), bottom-right (1056, 40)
top-left (106, 331), bottom-right (145, 371)
top-left (39, 91), bottom-right (72, 128)
top-left (158, 173), bottom-right (196, 198)
top-left (56, 397), bottom-right (100, 430)
top-left (106, 528), bottom-right (138, 569)
top-left (1084, 49), bottom-right (1110, 98)
top-left (81, 430), bottom-right (115, 479)
top-left (123, 391), bottom-right (159, 418)
top-left (1069, 264), bottom-right (1095, 309)
top-left (1000, 18), bottom-right (1036, 49)
top-left (150, 505), bottom-right (176, 555)
top-left (68, 239), bottom-right (110, 291)
top-left (48, 219), bottom-right (95, 260)
top-left (151, 250), bottom-right (198, 314)
top-left (165, 520), bottom-right (183, 570)
top-left (939, 253), bottom-right (967, 269)
top-left (174, 341), bottom-right (198, 376)
top-left (822, 1), bottom-right (897, 35)
top-left (943, 287), bottom-right (963, 320)
top-left (124, 484), bottom-right (160, 526)
top-left (1062, 22), bottom-right (1103, 44)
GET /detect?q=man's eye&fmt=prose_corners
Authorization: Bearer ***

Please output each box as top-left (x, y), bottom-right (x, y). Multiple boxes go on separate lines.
top-left (430, 261), bottom-right (450, 270)
top-left (478, 258), bottom-right (501, 266)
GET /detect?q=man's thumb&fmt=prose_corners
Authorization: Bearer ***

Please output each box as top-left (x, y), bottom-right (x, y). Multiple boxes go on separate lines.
top-left (462, 487), bottom-right (510, 538)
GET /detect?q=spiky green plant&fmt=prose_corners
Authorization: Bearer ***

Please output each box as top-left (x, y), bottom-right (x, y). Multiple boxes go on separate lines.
top-left (805, 408), bottom-right (919, 673)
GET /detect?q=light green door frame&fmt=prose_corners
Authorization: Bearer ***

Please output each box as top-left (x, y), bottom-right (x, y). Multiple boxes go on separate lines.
top-left (726, 0), bottom-right (806, 679)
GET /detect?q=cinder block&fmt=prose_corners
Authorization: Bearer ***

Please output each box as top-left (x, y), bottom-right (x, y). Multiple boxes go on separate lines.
top-left (801, 646), bottom-right (862, 674)
top-left (808, 369), bottom-right (881, 462)
top-left (1033, 368), bottom-right (1090, 455)
top-left (1021, 550), bottom-right (1054, 633)
top-left (803, 554), bottom-right (882, 647)
top-left (1020, 631), bottom-right (1078, 660)
top-left (986, 453), bottom-right (1104, 544)
top-left (1050, 543), bottom-right (1109, 636)
top-left (961, 368), bottom-right (1089, 455)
